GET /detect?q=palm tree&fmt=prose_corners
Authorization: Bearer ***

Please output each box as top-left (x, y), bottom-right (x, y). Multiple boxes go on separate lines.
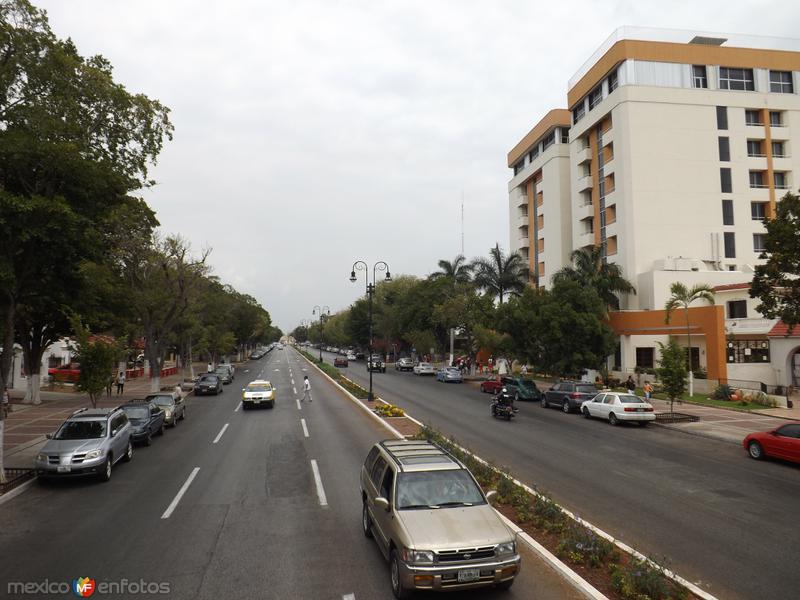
top-left (428, 254), bottom-right (473, 284)
top-left (471, 244), bottom-right (527, 304)
top-left (552, 246), bottom-right (636, 311)
top-left (664, 282), bottom-right (715, 396)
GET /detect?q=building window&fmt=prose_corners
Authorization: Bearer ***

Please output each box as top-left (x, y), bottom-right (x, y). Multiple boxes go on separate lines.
top-left (720, 168), bottom-right (732, 193)
top-left (719, 67), bottom-right (755, 91)
top-left (727, 339), bottom-right (770, 363)
top-left (716, 106), bottom-right (728, 130)
top-left (753, 233), bottom-right (767, 253)
top-left (747, 139), bottom-right (764, 157)
top-left (588, 85), bottom-right (603, 110)
top-left (771, 141), bottom-right (786, 158)
top-left (722, 199), bottom-right (734, 225)
top-left (572, 102), bottom-right (585, 124)
top-left (728, 265), bottom-right (736, 271)
top-left (751, 202), bottom-right (767, 220)
top-left (769, 111), bottom-right (783, 127)
top-left (560, 128), bottom-right (570, 144)
top-left (774, 172), bottom-right (788, 189)
top-left (542, 131), bottom-right (555, 151)
top-left (724, 232), bottom-right (736, 258)
top-left (745, 110), bottom-right (763, 126)
top-left (635, 347), bottom-right (655, 369)
top-left (727, 300), bottom-right (747, 319)
top-left (749, 171), bottom-right (765, 188)
top-left (513, 161), bottom-right (524, 176)
top-left (718, 137), bottom-right (730, 161)
top-left (692, 65), bottom-right (708, 88)
top-left (769, 70), bottom-right (794, 93)
top-left (607, 70), bottom-right (618, 92)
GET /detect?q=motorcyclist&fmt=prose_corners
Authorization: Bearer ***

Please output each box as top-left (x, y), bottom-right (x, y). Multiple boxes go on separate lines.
top-left (493, 387), bottom-right (518, 413)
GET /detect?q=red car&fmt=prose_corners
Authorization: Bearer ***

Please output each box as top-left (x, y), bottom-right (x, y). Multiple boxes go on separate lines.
top-left (334, 357), bottom-right (348, 368)
top-left (47, 363), bottom-right (81, 383)
top-left (743, 423), bottom-right (800, 464)
top-left (480, 376), bottom-right (503, 394)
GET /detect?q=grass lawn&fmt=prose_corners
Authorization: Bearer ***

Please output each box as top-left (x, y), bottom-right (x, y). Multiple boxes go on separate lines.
top-left (651, 391), bottom-right (771, 411)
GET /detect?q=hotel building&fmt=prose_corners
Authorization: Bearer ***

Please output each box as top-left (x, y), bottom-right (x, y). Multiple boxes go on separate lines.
top-left (507, 27), bottom-right (800, 396)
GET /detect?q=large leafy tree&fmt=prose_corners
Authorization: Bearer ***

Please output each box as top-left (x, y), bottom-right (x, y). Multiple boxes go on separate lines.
top-left (472, 243), bottom-right (527, 304)
top-left (552, 246), bottom-right (636, 311)
top-left (428, 254), bottom-right (473, 284)
top-left (664, 282), bottom-right (715, 374)
top-left (750, 191), bottom-right (800, 333)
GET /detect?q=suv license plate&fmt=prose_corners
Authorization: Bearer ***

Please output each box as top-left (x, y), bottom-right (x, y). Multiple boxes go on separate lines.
top-left (457, 569), bottom-right (480, 583)
top-left (57, 465), bottom-right (71, 473)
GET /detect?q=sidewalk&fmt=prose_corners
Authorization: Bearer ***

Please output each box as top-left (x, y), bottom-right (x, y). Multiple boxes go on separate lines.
top-left (2, 371), bottom-right (190, 469)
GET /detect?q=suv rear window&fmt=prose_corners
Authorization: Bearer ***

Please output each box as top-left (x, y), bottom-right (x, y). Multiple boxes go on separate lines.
top-left (576, 385), bottom-right (598, 393)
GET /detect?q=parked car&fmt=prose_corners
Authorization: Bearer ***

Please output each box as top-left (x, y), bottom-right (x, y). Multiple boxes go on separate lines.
top-left (334, 356), bottom-right (349, 367)
top-left (368, 354), bottom-right (386, 373)
top-left (216, 363), bottom-right (235, 381)
top-left (413, 362), bottom-right (435, 376)
top-left (480, 376), bottom-right (503, 394)
top-left (580, 392), bottom-right (655, 426)
top-left (361, 439), bottom-right (520, 597)
top-left (214, 366), bottom-right (233, 384)
top-left (542, 381), bottom-right (599, 413)
top-left (743, 423), bottom-right (800, 464)
top-left (500, 376), bottom-right (542, 402)
top-left (436, 367), bottom-right (463, 383)
top-left (195, 374), bottom-right (223, 395)
top-left (47, 363), bottom-right (81, 383)
top-left (395, 357), bottom-right (416, 372)
top-left (146, 392), bottom-right (185, 426)
top-left (35, 407), bottom-right (133, 482)
top-left (347, 351), bottom-right (357, 361)
top-left (242, 380), bottom-right (275, 410)
top-left (355, 351), bottom-right (366, 360)
top-left (120, 400), bottom-right (166, 445)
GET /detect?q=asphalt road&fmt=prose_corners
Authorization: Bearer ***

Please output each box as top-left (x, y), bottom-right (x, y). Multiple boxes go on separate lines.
top-left (321, 350), bottom-right (800, 600)
top-left (0, 348), bottom-right (581, 600)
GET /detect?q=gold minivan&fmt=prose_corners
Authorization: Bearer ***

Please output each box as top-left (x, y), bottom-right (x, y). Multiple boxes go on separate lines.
top-left (360, 439), bottom-right (520, 598)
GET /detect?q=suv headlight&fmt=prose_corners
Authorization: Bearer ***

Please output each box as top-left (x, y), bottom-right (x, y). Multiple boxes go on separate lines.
top-left (403, 548), bottom-right (434, 565)
top-left (36, 452), bottom-right (48, 462)
top-left (496, 541), bottom-right (516, 557)
top-left (84, 449), bottom-right (103, 460)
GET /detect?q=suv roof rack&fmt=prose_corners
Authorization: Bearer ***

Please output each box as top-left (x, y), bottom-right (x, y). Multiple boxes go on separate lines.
top-left (71, 407), bottom-right (89, 416)
top-left (379, 439), bottom-right (461, 472)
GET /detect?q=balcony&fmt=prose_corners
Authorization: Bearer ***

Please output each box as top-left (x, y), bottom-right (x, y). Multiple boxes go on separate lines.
top-left (726, 318), bottom-right (777, 335)
top-left (576, 146), bottom-right (592, 165)
top-left (515, 194), bottom-right (529, 208)
top-left (579, 230), bottom-right (595, 245)
top-left (577, 175), bottom-right (593, 192)
top-left (576, 201), bottom-right (594, 220)
top-left (517, 235), bottom-right (530, 249)
top-left (516, 214), bottom-right (529, 228)
top-left (745, 124), bottom-right (766, 139)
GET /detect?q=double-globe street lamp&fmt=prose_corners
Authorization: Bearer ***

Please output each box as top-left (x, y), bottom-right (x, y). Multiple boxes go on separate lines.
top-left (349, 260), bottom-right (391, 402)
top-left (312, 305), bottom-right (330, 363)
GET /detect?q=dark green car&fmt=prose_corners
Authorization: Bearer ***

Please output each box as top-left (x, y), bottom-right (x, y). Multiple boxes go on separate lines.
top-left (500, 376), bottom-right (542, 402)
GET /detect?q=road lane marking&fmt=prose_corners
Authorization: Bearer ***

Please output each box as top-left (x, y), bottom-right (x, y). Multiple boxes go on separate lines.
top-left (343, 595), bottom-right (355, 600)
top-left (291, 378), bottom-right (295, 385)
top-left (301, 418), bottom-right (309, 437)
top-left (244, 369), bottom-right (249, 373)
top-left (212, 423), bottom-right (229, 444)
top-left (274, 369), bottom-right (280, 372)
top-left (234, 401), bottom-right (242, 412)
top-left (310, 459), bottom-right (328, 506)
top-left (161, 467), bottom-right (200, 519)
top-left (296, 398), bottom-right (302, 410)
top-left (293, 386), bottom-right (297, 394)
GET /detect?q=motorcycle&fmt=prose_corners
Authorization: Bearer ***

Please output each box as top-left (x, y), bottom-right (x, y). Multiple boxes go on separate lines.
top-left (491, 389), bottom-right (516, 421)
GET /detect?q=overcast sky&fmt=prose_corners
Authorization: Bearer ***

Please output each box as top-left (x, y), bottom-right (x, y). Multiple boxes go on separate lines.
top-left (36, 0), bottom-right (797, 332)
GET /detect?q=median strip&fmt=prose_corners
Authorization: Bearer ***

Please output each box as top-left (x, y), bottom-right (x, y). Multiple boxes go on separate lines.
top-left (161, 467), bottom-right (200, 519)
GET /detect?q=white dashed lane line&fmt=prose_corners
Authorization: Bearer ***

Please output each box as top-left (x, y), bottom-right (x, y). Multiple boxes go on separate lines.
top-left (301, 418), bottom-right (309, 438)
top-left (342, 595), bottom-right (355, 600)
top-left (212, 423), bottom-right (229, 444)
top-left (161, 467), bottom-right (200, 519)
top-left (234, 401), bottom-right (242, 412)
top-left (310, 459), bottom-right (328, 507)
top-left (296, 398), bottom-right (302, 411)
top-left (293, 386), bottom-right (297, 395)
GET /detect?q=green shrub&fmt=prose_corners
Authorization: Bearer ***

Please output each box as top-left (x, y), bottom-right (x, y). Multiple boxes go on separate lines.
top-left (531, 492), bottom-right (567, 533)
top-left (610, 557), bottom-right (687, 600)
top-left (710, 384), bottom-right (732, 400)
top-left (557, 523), bottom-right (617, 568)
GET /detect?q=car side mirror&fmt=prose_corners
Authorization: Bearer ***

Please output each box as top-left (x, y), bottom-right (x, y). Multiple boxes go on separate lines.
top-left (374, 497), bottom-right (390, 512)
top-left (485, 490), bottom-right (498, 502)
top-left (241, 388), bottom-right (246, 392)
top-left (46, 433), bottom-right (53, 439)
top-left (111, 429), bottom-right (118, 437)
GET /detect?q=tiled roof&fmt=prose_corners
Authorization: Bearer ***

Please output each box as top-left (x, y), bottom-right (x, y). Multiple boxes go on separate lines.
top-left (711, 282), bottom-right (751, 292)
top-left (768, 320), bottom-right (800, 337)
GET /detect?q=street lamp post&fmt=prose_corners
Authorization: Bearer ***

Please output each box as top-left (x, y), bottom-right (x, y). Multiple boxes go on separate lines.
top-left (349, 260), bottom-right (391, 402)
top-left (312, 305), bottom-right (330, 363)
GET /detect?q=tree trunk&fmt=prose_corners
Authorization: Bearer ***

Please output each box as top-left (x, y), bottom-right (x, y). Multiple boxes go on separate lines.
top-left (0, 420), bottom-right (5, 484)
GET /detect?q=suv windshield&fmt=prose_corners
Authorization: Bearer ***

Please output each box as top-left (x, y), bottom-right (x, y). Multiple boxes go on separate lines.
top-left (199, 375), bottom-right (218, 382)
top-left (55, 419), bottom-right (106, 440)
top-left (122, 406), bottom-right (149, 419)
top-left (396, 470), bottom-right (485, 509)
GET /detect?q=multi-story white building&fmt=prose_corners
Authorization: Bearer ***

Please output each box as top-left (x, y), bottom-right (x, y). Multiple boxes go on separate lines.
top-left (508, 27), bottom-right (800, 394)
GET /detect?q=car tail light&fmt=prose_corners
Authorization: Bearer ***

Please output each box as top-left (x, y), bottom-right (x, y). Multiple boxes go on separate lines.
top-left (644, 407), bottom-right (653, 412)
top-left (570, 392), bottom-right (581, 399)
top-left (624, 407), bottom-right (637, 412)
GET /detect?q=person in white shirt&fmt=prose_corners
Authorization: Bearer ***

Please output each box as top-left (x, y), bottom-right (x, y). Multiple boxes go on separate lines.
top-left (302, 376), bottom-right (312, 402)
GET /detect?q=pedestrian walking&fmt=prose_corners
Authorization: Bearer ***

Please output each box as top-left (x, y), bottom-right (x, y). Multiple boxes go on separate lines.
top-left (207, 362), bottom-right (213, 373)
top-left (116, 371), bottom-right (126, 395)
top-left (520, 364), bottom-right (528, 376)
top-left (625, 375), bottom-right (636, 394)
top-left (643, 381), bottom-right (653, 401)
top-left (302, 375), bottom-right (312, 402)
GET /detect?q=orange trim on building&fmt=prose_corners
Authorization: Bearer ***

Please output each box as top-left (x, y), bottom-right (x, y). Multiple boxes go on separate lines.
top-left (507, 109), bottom-right (571, 167)
top-left (762, 108), bottom-right (777, 219)
top-left (609, 305), bottom-right (727, 381)
top-left (569, 39), bottom-right (800, 107)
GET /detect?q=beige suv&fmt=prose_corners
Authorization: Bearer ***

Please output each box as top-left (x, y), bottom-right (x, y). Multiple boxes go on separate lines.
top-left (360, 440), bottom-right (520, 598)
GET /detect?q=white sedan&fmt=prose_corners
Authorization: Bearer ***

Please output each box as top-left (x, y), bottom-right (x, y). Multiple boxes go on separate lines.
top-left (581, 392), bottom-right (655, 426)
top-left (413, 362), bottom-right (435, 376)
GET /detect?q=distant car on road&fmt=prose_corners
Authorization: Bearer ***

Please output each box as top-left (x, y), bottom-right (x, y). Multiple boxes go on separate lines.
top-left (367, 355), bottom-right (386, 373)
top-left (47, 363), bottom-right (81, 383)
top-left (395, 357), bottom-right (415, 372)
top-left (214, 366), bottom-right (233, 384)
top-left (145, 392), bottom-right (185, 426)
top-left (500, 376), bottom-right (542, 402)
top-left (743, 423), bottom-right (800, 464)
top-left (195, 374), bottom-right (223, 396)
top-left (542, 381), bottom-right (599, 413)
top-left (436, 367), bottom-right (463, 383)
top-left (347, 351), bottom-right (357, 361)
top-left (413, 362), bottom-right (435, 376)
top-left (334, 356), bottom-right (349, 367)
top-left (121, 400), bottom-right (166, 445)
top-left (242, 380), bottom-right (275, 410)
top-left (580, 392), bottom-right (655, 426)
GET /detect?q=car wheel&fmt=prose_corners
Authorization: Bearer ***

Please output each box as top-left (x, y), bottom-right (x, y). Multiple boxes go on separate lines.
top-left (609, 413), bottom-right (619, 426)
top-left (496, 579), bottom-right (515, 591)
top-left (242, 402), bottom-right (249, 411)
top-left (390, 548), bottom-right (411, 599)
top-left (144, 431), bottom-right (152, 446)
top-left (158, 422), bottom-right (165, 436)
top-left (181, 408), bottom-right (186, 420)
top-left (514, 392), bottom-right (520, 403)
top-left (583, 407), bottom-right (591, 419)
top-left (362, 502), bottom-right (373, 539)
top-left (123, 440), bottom-right (133, 462)
top-left (748, 440), bottom-right (764, 460)
top-left (562, 400), bottom-right (571, 414)
top-left (98, 455), bottom-right (112, 482)
top-left (269, 400), bottom-right (275, 409)
top-left (541, 396), bottom-right (549, 408)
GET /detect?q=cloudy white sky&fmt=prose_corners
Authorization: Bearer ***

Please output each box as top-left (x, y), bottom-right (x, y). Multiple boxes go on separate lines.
top-left (36, 0), bottom-right (797, 331)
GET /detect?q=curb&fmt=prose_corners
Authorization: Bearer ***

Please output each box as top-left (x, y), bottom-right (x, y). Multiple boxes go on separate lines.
top-left (0, 477), bottom-right (37, 506)
top-left (652, 422), bottom-right (740, 446)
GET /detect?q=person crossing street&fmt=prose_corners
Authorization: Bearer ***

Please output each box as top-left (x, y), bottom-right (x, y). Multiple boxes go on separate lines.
top-left (302, 375), bottom-right (312, 402)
